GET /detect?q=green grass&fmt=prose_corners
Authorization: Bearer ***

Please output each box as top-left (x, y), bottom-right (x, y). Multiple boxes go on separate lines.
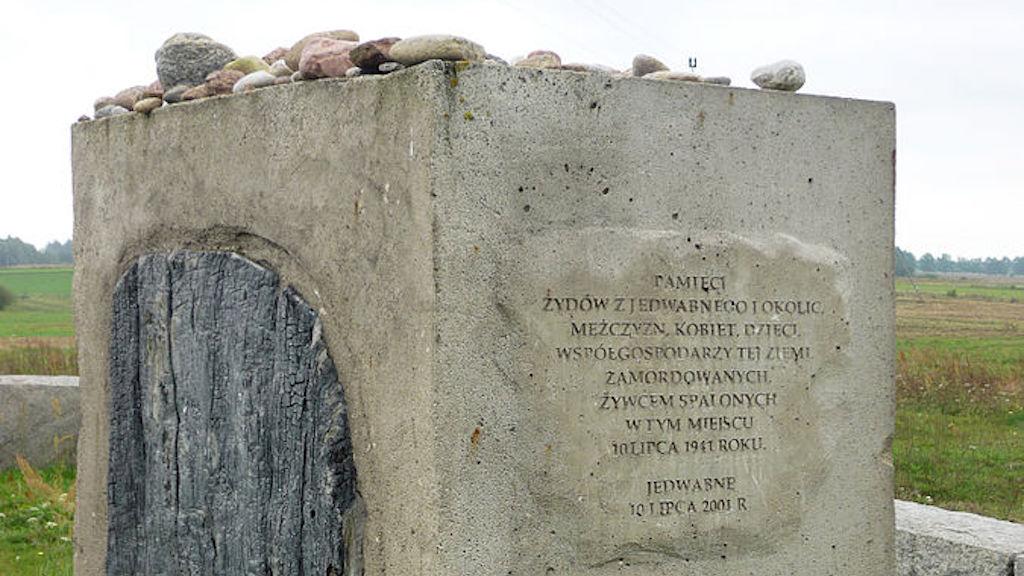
top-left (897, 277), bottom-right (1024, 302)
top-left (895, 279), bottom-right (1023, 521)
top-left (0, 464), bottom-right (75, 576)
top-left (895, 407), bottom-right (1022, 521)
top-left (0, 268), bottom-right (73, 338)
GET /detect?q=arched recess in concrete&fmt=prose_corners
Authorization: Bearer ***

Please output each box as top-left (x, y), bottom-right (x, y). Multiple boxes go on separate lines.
top-left (106, 250), bottom-right (362, 576)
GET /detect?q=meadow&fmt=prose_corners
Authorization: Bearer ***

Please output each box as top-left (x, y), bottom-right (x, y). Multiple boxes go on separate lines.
top-left (0, 268), bottom-right (1020, 573)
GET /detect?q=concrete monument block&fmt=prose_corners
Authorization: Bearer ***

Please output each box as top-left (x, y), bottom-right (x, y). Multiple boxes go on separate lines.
top-left (73, 62), bottom-right (895, 575)
top-left (0, 375), bottom-right (80, 470)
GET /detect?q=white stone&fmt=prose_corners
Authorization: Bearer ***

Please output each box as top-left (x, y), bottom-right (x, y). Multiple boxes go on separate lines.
top-left (643, 70), bottom-right (701, 82)
top-left (233, 71), bottom-right (277, 93)
top-left (751, 59), bottom-right (806, 91)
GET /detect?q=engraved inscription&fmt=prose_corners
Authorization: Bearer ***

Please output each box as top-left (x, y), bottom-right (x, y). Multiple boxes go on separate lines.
top-left (511, 231), bottom-right (848, 559)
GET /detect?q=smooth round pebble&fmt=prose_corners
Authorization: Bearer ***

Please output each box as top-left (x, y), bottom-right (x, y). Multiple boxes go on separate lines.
top-left (515, 50), bottom-right (560, 69)
top-left (750, 60), bottom-right (805, 91)
top-left (269, 59), bottom-right (293, 77)
top-left (133, 97), bottom-right (163, 114)
top-left (205, 69), bottom-right (245, 95)
top-left (643, 70), bottom-right (701, 82)
top-left (345, 66), bottom-right (362, 78)
top-left (291, 70), bottom-right (306, 82)
top-left (286, 30), bottom-right (360, 70)
top-left (181, 84), bottom-right (212, 101)
top-left (388, 35), bottom-right (486, 65)
top-left (233, 71), bottom-right (276, 93)
top-left (702, 76), bottom-right (732, 86)
top-left (262, 46), bottom-right (288, 65)
top-left (561, 63), bottom-right (616, 73)
top-left (95, 105), bottom-right (129, 119)
top-left (143, 80), bottom-right (163, 99)
top-left (113, 86), bottom-right (146, 110)
top-left (350, 37), bottom-right (400, 70)
top-left (632, 54), bottom-right (668, 77)
top-left (378, 61), bottom-right (404, 73)
top-left (299, 37), bottom-right (357, 78)
top-left (225, 55), bottom-right (271, 75)
top-left (93, 96), bottom-right (116, 113)
top-left (163, 85), bottom-right (191, 104)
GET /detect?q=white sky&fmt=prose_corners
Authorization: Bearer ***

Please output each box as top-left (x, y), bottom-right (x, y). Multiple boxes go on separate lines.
top-left (0, 0), bottom-right (1021, 259)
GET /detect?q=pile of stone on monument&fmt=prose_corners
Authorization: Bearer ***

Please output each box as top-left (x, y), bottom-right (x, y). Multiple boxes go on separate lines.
top-left (87, 31), bottom-right (806, 120)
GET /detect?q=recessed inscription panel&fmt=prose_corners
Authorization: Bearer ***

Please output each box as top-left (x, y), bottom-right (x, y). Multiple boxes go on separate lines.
top-left (504, 230), bottom-right (849, 568)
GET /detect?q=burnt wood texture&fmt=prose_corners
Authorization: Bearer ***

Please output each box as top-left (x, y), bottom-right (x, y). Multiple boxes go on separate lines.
top-left (107, 251), bottom-right (360, 576)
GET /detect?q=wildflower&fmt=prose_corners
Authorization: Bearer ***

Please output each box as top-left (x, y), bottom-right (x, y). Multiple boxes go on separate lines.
top-left (60, 536), bottom-right (71, 543)
top-left (45, 521), bottom-right (58, 529)
top-left (28, 506), bottom-right (39, 513)
top-left (27, 517), bottom-right (39, 523)
top-left (0, 512), bottom-right (6, 518)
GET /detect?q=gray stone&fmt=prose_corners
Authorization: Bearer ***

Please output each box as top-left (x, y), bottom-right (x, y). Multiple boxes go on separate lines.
top-left (751, 59), bottom-right (806, 91)
top-left (345, 66), bottom-right (363, 78)
top-left (0, 376), bottom-right (79, 470)
top-left (388, 34), bottom-right (486, 65)
top-left (162, 84), bottom-right (190, 104)
top-left (72, 62), bottom-right (895, 576)
top-left (154, 32), bottom-right (237, 90)
top-left (232, 70), bottom-right (276, 93)
top-left (94, 104), bottom-right (129, 118)
top-left (702, 76), bottom-right (732, 86)
top-left (93, 96), bottom-right (116, 113)
top-left (378, 61), bottom-right (404, 73)
top-left (643, 69), bottom-right (701, 81)
top-left (895, 500), bottom-right (1024, 576)
top-left (632, 53), bottom-right (668, 76)
top-left (106, 251), bottom-right (360, 576)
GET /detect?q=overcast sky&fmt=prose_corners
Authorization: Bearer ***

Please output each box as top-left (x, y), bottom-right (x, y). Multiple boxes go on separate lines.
top-left (0, 0), bottom-right (1020, 258)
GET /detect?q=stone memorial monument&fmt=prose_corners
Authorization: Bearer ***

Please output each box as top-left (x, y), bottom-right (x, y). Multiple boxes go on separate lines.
top-left (73, 61), bottom-right (896, 575)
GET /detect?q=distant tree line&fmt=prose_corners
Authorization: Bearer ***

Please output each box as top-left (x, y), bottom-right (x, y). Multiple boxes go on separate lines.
top-left (0, 236), bottom-right (73, 267)
top-left (895, 247), bottom-right (1024, 277)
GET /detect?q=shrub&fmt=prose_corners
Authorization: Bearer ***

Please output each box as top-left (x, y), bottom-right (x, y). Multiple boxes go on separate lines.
top-left (0, 284), bottom-right (13, 310)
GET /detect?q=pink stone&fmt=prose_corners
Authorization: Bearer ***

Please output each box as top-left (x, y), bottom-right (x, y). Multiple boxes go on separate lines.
top-left (299, 37), bottom-right (357, 79)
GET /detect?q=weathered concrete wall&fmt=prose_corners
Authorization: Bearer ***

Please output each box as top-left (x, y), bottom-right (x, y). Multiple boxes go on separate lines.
top-left (0, 375), bottom-right (80, 470)
top-left (73, 62), bottom-right (895, 575)
top-left (897, 500), bottom-right (1024, 576)
top-left (73, 63), bottom-right (445, 576)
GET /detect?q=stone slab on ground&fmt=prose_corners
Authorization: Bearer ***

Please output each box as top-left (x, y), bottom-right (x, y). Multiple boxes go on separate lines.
top-left (73, 62), bottom-right (895, 576)
top-left (0, 375), bottom-right (80, 470)
top-left (896, 499), bottom-right (1024, 576)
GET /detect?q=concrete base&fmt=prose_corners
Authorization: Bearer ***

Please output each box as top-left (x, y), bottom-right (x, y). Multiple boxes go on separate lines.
top-left (0, 375), bottom-right (80, 471)
top-left (896, 500), bottom-right (1024, 576)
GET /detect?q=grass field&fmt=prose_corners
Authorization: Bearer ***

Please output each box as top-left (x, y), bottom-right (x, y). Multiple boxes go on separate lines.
top-left (0, 462), bottom-right (74, 575)
top-left (0, 268), bottom-right (74, 339)
top-left (894, 278), bottom-right (1023, 521)
top-left (0, 267), bottom-right (76, 375)
top-left (0, 268), bottom-right (1019, 574)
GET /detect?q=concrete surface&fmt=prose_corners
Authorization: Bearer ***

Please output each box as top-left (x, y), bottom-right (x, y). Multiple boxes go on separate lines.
top-left (72, 62), bottom-right (895, 575)
top-left (896, 500), bottom-right (1024, 576)
top-left (0, 375), bottom-right (80, 471)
